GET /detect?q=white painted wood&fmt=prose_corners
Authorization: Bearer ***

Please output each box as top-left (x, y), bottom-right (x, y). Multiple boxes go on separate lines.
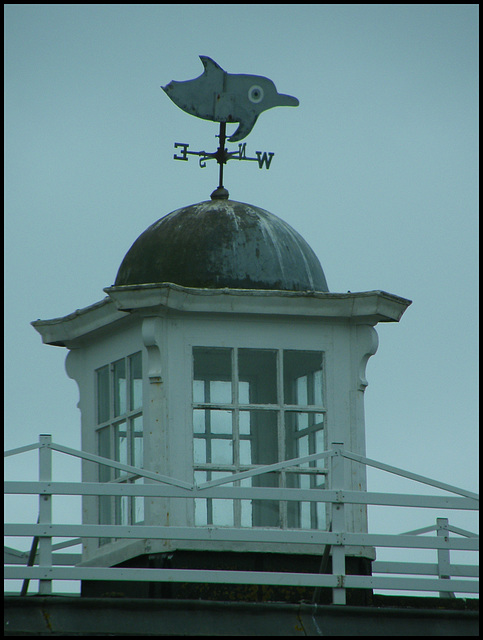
top-left (5, 438), bottom-right (478, 600)
top-left (37, 435), bottom-right (52, 595)
top-left (4, 566), bottom-right (478, 595)
top-left (6, 481), bottom-right (477, 510)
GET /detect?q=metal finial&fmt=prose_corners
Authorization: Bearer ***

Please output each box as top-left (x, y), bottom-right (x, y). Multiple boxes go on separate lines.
top-left (162, 56), bottom-right (299, 195)
top-left (210, 187), bottom-right (229, 200)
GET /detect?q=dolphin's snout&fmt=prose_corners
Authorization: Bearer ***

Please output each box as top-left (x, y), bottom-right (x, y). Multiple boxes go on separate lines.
top-left (277, 93), bottom-right (299, 107)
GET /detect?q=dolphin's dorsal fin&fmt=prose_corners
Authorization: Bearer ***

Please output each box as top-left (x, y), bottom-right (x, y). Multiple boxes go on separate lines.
top-left (199, 56), bottom-right (225, 77)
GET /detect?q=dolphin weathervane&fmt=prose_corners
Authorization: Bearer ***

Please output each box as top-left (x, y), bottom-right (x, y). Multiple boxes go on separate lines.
top-left (162, 56), bottom-right (299, 198)
top-left (163, 56), bottom-right (299, 142)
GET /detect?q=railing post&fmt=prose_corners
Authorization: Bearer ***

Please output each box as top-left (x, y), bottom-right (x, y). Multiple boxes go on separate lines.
top-left (437, 517), bottom-right (455, 598)
top-left (330, 442), bottom-right (346, 605)
top-left (38, 434), bottom-right (53, 595)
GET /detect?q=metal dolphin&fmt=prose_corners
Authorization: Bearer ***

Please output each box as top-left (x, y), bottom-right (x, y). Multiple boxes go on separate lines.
top-left (162, 56), bottom-right (299, 142)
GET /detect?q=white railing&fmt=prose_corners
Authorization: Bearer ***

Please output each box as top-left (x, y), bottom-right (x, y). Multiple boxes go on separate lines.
top-left (4, 435), bottom-right (479, 605)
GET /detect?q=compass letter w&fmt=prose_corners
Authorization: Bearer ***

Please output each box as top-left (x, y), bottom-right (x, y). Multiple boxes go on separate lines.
top-left (255, 151), bottom-right (274, 169)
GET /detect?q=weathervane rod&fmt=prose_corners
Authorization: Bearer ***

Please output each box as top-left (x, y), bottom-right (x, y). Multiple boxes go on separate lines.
top-left (217, 121), bottom-right (226, 190)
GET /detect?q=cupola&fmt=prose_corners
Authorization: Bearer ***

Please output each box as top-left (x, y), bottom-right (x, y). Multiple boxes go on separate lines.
top-left (31, 57), bottom-right (412, 602)
top-left (32, 191), bottom-right (411, 596)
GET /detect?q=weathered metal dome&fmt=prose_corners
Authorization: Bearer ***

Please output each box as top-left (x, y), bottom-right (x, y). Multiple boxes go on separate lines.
top-left (114, 199), bottom-right (328, 291)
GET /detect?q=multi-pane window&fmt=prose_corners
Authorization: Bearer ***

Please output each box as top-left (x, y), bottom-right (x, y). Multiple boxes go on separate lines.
top-left (96, 352), bottom-right (143, 542)
top-left (192, 347), bottom-right (326, 530)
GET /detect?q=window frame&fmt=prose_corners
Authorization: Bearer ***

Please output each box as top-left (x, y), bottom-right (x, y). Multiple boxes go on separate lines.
top-left (192, 346), bottom-right (327, 530)
top-left (95, 351), bottom-right (143, 541)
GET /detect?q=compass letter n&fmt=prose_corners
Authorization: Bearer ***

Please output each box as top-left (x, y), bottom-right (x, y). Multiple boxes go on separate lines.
top-left (238, 143), bottom-right (247, 159)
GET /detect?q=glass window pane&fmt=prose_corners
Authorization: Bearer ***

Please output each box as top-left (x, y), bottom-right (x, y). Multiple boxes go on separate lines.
top-left (238, 349), bottom-right (277, 404)
top-left (298, 435), bottom-right (309, 460)
top-left (287, 473), bottom-right (328, 529)
top-left (315, 474), bottom-right (326, 489)
top-left (97, 427), bottom-right (111, 482)
top-left (315, 475), bottom-right (327, 529)
top-left (194, 469), bottom-right (208, 528)
top-left (285, 412), bottom-right (325, 461)
top-left (300, 474), bottom-right (311, 490)
top-left (300, 500), bottom-right (311, 529)
top-left (252, 471), bottom-right (279, 527)
top-left (211, 439), bottom-right (233, 465)
top-left (240, 477), bottom-right (253, 527)
top-left (287, 473), bottom-right (312, 528)
top-left (96, 366), bottom-right (110, 424)
top-left (296, 412), bottom-right (309, 431)
top-left (98, 493), bottom-right (112, 543)
top-left (241, 500), bottom-right (252, 527)
top-left (195, 498), bottom-right (208, 526)
top-left (212, 499), bottom-right (234, 526)
top-left (210, 381), bottom-right (231, 404)
top-left (285, 412), bottom-right (299, 458)
top-left (209, 410), bottom-right (232, 434)
top-left (313, 413), bottom-right (324, 428)
top-left (97, 427), bottom-right (112, 539)
top-left (115, 422), bottom-right (128, 468)
top-left (243, 410), bottom-right (278, 465)
top-left (134, 478), bottom-right (145, 524)
top-left (118, 495), bottom-right (129, 526)
top-left (129, 352), bottom-right (142, 411)
top-left (249, 413), bottom-right (280, 526)
top-left (239, 381), bottom-right (250, 404)
top-left (193, 409), bottom-right (206, 434)
top-left (315, 427), bottom-right (325, 454)
top-left (132, 416), bottom-right (143, 468)
top-left (211, 472), bottom-right (234, 526)
top-left (240, 439), bottom-right (252, 465)
top-left (113, 359), bottom-right (127, 416)
top-left (286, 412), bottom-right (324, 435)
top-left (193, 347), bottom-right (232, 403)
top-left (194, 438), bottom-right (206, 464)
top-left (296, 376), bottom-right (308, 406)
top-left (317, 502), bottom-right (327, 530)
top-left (194, 470), bottom-right (207, 486)
top-left (239, 410), bottom-right (250, 435)
top-left (284, 351), bottom-right (323, 405)
top-left (193, 379), bottom-right (205, 403)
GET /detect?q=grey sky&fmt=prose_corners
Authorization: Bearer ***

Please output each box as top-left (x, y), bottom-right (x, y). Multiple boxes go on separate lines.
top-left (4, 4), bottom-right (478, 593)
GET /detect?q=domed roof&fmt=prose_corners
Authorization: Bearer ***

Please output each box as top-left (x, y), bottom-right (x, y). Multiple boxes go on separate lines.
top-left (114, 199), bottom-right (328, 292)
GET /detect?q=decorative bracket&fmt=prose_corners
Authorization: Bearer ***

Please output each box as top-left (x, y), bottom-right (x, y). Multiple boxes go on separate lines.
top-left (141, 317), bottom-right (163, 384)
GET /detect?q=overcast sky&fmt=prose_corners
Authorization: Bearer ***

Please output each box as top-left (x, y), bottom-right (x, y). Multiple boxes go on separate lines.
top-left (4, 4), bottom-right (478, 595)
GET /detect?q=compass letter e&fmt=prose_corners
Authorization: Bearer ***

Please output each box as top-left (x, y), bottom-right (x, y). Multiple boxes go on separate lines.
top-left (174, 143), bottom-right (189, 161)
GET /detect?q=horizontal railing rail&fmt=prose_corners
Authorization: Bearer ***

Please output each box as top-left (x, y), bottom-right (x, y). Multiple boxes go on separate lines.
top-left (4, 435), bottom-right (479, 604)
top-left (4, 481), bottom-right (478, 509)
top-left (372, 561), bottom-right (478, 578)
top-left (4, 566), bottom-right (478, 596)
top-left (5, 522), bottom-right (479, 551)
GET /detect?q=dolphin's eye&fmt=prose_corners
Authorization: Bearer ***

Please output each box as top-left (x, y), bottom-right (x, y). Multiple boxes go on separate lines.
top-left (248, 85), bottom-right (264, 104)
